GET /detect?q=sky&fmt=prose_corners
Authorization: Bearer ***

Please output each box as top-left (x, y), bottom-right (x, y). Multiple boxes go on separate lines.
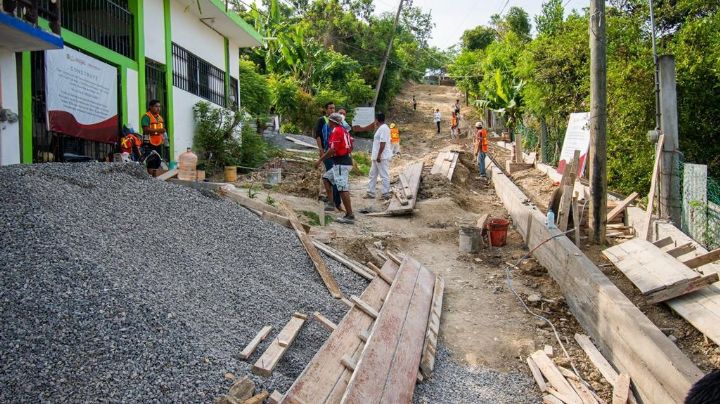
top-left (373, 0), bottom-right (589, 49)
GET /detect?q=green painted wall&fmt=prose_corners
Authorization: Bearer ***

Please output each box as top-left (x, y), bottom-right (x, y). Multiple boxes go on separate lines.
top-left (20, 52), bottom-right (32, 164)
top-left (164, 0), bottom-right (175, 161)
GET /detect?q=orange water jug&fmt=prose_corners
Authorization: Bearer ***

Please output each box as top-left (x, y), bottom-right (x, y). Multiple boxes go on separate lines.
top-left (178, 147), bottom-right (198, 181)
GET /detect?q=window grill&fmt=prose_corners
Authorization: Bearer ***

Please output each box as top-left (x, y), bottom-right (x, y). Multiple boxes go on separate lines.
top-left (172, 43), bottom-right (227, 107)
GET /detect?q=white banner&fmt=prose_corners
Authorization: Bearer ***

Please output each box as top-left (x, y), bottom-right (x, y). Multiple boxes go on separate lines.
top-left (45, 47), bottom-right (118, 143)
top-left (558, 112), bottom-right (591, 177)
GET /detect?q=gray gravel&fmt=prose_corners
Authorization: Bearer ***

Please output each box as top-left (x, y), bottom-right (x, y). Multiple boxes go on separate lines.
top-left (413, 345), bottom-right (541, 404)
top-left (0, 162), bottom-right (366, 403)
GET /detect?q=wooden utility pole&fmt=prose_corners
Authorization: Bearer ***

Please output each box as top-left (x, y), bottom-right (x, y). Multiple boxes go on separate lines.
top-left (588, 0), bottom-right (607, 243)
top-left (372, 0), bottom-right (404, 107)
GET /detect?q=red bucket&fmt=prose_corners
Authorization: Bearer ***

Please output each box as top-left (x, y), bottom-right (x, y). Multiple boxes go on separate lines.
top-left (487, 218), bottom-right (510, 247)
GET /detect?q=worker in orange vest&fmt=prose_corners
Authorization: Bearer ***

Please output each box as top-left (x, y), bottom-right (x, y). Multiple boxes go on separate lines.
top-left (141, 99), bottom-right (167, 169)
top-left (119, 126), bottom-right (142, 161)
top-left (389, 122), bottom-right (400, 155)
top-left (473, 121), bottom-right (489, 177)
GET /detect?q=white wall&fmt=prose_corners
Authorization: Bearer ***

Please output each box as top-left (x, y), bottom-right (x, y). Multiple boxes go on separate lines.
top-left (0, 50), bottom-right (20, 165)
top-left (126, 68), bottom-right (140, 130)
top-left (144, 0), bottom-right (166, 63)
top-left (172, 87), bottom-right (204, 158)
top-left (228, 40), bottom-right (239, 79)
top-left (170, 0), bottom-right (224, 68)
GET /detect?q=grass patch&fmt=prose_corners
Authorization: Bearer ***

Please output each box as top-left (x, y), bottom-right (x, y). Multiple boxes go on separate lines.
top-left (300, 210), bottom-right (334, 226)
top-left (352, 151), bottom-right (371, 176)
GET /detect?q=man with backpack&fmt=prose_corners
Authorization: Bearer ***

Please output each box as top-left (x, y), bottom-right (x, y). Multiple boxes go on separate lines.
top-left (316, 113), bottom-right (355, 224)
top-left (314, 102), bottom-right (342, 211)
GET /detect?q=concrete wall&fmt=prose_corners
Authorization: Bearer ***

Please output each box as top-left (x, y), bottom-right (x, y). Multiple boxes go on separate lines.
top-left (170, 0), bottom-right (224, 68)
top-left (144, 0), bottom-right (167, 63)
top-left (228, 40), bottom-right (239, 79)
top-left (126, 68), bottom-right (140, 130)
top-left (172, 87), bottom-right (204, 157)
top-left (0, 50), bottom-right (20, 165)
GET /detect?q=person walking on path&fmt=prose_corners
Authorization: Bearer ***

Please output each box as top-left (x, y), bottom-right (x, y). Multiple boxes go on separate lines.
top-left (314, 102), bottom-right (343, 211)
top-left (316, 113), bottom-right (355, 224)
top-left (433, 108), bottom-right (441, 134)
top-left (390, 122), bottom-right (401, 155)
top-left (473, 121), bottom-right (489, 177)
top-left (412, 95), bottom-right (417, 110)
top-left (450, 111), bottom-right (458, 139)
top-left (353, 112), bottom-right (393, 200)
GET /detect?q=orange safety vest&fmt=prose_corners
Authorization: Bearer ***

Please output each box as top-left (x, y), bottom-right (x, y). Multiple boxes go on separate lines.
top-left (474, 129), bottom-right (488, 154)
top-left (120, 133), bottom-right (142, 153)
top-left (390, 127), bottom-right (400, 144)
top-left (145, 112), bottom-right (165, 146)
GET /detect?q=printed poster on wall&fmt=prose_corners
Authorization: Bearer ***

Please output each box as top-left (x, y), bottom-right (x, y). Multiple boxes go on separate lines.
top-left (45, 47), bottom-right (118, 144)
top-left (557, 112), bottom-right (591, 177)
top-left (352, 107), bottom-right (376, 127)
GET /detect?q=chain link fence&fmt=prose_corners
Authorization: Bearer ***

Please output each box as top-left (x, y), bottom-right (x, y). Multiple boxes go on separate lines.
top-left (681, 162), bottom-right (720, 250)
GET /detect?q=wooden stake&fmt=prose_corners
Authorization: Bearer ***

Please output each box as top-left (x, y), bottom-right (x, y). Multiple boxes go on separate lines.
top-left (644, 135), bottom-right (665, 240)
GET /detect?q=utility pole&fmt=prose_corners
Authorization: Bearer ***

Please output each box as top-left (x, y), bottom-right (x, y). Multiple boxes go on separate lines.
top-left (372, 0), bottom-right (404, 107)
top-left (658, 55), bottom-right (682, 224)
top-left (588, 0), bottom-right (607, 243)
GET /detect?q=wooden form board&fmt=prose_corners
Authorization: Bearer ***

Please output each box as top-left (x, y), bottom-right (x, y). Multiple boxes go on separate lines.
top-left (281, 261), bottom-right (400, 404)
top-left (239, 325), bottom-right (273, 360)
top-left (219, 186), bottom-right (284, 216)
top-left (285, 136), bottom-right (319, 149)
top-left (603, 238), bottom-right (703, 294)
top-left (385, 162), bottom-right (424, 215)
top-left (575, 334), bottom-right (638, 404)
top-left (420, 275), bottom-right (444, 379)
top-left (607, 192), bottom-right (638, 223)
top-left (529, 351), bottom-right (582, 403)
top-left (684, 247), bottom-right (720, 269)
top-left (156, 169), bottom-right (178, 181)
top-left (626, 207), bottom-right (720, 346)
top-left (283, 205), bottom-right (343, 299)
top-left (341, 257), bottom-right (435, 403)
top-left (487, 163), bottom-right (702, 403)
top-left (644, 135), bottom-right (665, 240)
top-left (252, 314), bottom-right (306, 377)
top-left (430, 151), bottom-right (459, 181)
top-left (312, 240), bottom-right (375, 281)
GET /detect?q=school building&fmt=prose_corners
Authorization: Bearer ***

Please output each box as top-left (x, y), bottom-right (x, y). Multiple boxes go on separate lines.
top-left (0, 0), bottom-right (262, 165)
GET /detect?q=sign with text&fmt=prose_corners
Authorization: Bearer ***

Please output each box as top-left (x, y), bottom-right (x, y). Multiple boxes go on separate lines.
top-left (557, 112), bottom-right (591, 177)
top-left (45, 47), bottom-right (118, 144)
top-left (352, 107), bottom-right (375, 127)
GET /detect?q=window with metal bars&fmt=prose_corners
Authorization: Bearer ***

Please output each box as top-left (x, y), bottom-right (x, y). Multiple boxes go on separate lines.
top-left (38, 0), bottom-right (135, 59)
top-left (172, 43), bottom-right (228, 107)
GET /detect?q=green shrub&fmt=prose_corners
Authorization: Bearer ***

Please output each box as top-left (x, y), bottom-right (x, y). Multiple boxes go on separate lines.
top-left (280, 122), bottom-right (300, 134)
top-left (238, 60), bottom-right (271, 117)
top-left (351, 151), bottom-right (371, 176)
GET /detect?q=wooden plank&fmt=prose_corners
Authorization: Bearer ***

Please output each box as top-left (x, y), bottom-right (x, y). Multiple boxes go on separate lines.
top-left (245, 390), bottom-right (269, 404)
top-left (312, 240), bottom-right (375, 281)
top-left (349, 295), bottom-right (379, 319)
top-left (219, 185), bottom-right (284, 216)
top-left (430, 152), bottom-right (448, 174)
top-left (652, 236), bottom-right (674, 248)
top-left (567, 378), bottom-right (599, 404)
top-left (644, 135), bottom-right (665, 240)
top-left (282, 204), bottom-right (343, 299)
top-left (285, 136), bottom-right (319, 149)
top-left (603, 239), bottom-right (700, 294)
top-left (239, 325), bottom-right (273, 360)
top-left (530, 350), bottom-right (582, 404)
top-left (398, 173), bottom-right (412, 199)
top-left (252, 314), bottom-right (306, 377)
top-left (282, 261), bottom-right (399, 404)
top-left (387, 252), bottom-right (403, 265)
top-left (313, 311), bottom-right (338, 332)
top-left (386, 162), bottom-right (424, 215)
top-left (488, 161), bottom-right (701, 404)
top-left (558, 151), bottom-right (579, 231)
top-left (646, 273), bottom-right (719, 304)
top-left (683, 247), bottom-right (720, 269)
top-left (268, 391), bottom-right (284, 404)
top-left (572, 194), bottom-right (581, 247)
top-left (342, 258), bottom-right (435, 403)
top-left (527, 356), bottom-right (548, 393)
top-left (420, 276), bottom-right (444, 378)
top-left (392, 187), bottom-right (409, 206)
top-left (543, 395), bottom-right (565, 404)
top-left (367, 261), bottom-right (393, 284)
top-left (447, 152), bottom-right (459, 180)
top-left (666, 242), bottom-right (697, 258)
top-left (607, 192), bottom-right (638, 223)
top-left (612, 373), bottom-right (631, 404)
top-left (574, 334), bottom-right (638, 404)
top-left (547, 387), bottom-right (580, 404)
top-left (156, 169), bottom-right (178, 181)
top-left (341, 355), bottom-right (357, 371)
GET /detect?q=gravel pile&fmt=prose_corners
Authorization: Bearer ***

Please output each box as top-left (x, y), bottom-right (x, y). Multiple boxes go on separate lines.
top-left (0, 163), bottom-right (366, 402)
top-left (413, 345), bottom-right (541, 404)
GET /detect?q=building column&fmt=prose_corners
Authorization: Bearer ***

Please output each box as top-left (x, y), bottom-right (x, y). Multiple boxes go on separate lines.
top-left (163, 0), bottom-right (175, 160)
top-left (20, 52), bottom-right (32, 164)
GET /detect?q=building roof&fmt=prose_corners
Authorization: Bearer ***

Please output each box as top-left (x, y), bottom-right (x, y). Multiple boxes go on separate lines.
top-left (0, 11), bottom-right (63, 52)
top-left (178, 0), bottom-right (263, 47)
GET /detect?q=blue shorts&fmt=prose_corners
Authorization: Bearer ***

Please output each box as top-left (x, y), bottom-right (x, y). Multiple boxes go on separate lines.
top-left (323, 165), bottom-right (352, 192)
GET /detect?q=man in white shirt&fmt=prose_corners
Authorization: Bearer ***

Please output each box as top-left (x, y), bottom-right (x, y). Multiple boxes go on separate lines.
top-left (433, 108), bottom-right (441, 134)
top-left (353, 112), bottom-right (393, 199)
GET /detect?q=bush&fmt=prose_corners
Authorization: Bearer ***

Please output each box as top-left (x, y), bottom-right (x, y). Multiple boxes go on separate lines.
top-left (238, 60), bottom-right (271, 117)
top-left (280, 122), bottom-right (300, 134)
top-left (351, 151), bottom-right (371, 176)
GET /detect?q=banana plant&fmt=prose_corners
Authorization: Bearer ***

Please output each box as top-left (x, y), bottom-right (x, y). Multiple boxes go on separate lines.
top-left (475, 69), bottom-right (525, 134)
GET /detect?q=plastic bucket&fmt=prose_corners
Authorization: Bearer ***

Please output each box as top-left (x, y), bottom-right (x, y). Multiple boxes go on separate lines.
top-left (224, 166), bottom-right (238, 183)
top-left (267, 168), bottom-right (282, 185)
top-left (487, 218), bottom-right (510, 247)
top-left (168, 161), bottom-right (178, 170)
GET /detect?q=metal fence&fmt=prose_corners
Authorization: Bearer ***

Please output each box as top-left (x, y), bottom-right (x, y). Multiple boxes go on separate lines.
top-left (682, 163), bottom-right (720, 250)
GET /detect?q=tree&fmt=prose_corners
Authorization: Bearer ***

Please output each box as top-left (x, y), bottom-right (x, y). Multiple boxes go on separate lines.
top-left (461, 25), bottom-right (495, 51)
top-left (493, 7), bottom-right (532, 41)
top-left (535, 0), bottom-right (564, 36)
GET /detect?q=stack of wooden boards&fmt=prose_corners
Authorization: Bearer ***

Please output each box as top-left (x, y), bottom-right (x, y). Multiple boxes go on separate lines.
top-left (603, 238), bottom-right (720, 304)
top-left (430, 151), bottom-right (459, 181)
top-left (527, 334), bottom-right (638, 404)
top-left (370, 162), bottom-right (424, 216)
top-left (279, 255), bottom-right (445, 404)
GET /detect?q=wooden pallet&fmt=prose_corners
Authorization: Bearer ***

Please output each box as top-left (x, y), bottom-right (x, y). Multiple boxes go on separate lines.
top-left (370, 162), bottom-right (424, 217)
top-left (430, 151), bottom-right (458, 181)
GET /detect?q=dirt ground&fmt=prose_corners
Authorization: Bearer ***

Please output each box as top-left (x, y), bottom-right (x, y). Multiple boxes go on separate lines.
top-left (487, 133), bottom-right (720, 375)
